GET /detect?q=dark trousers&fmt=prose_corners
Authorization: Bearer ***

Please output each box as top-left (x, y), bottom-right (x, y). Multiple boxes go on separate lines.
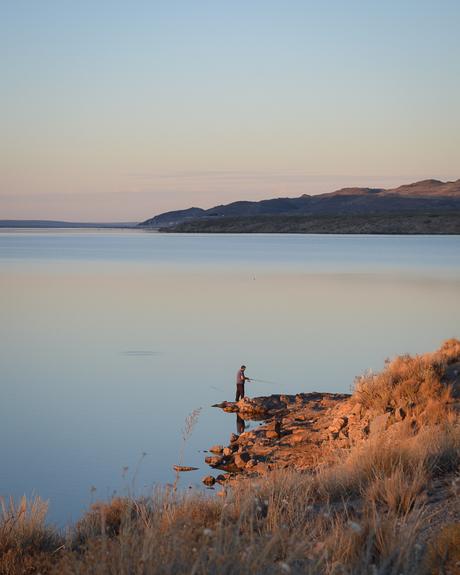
top-left (235, 383), bottom-right (245, 402)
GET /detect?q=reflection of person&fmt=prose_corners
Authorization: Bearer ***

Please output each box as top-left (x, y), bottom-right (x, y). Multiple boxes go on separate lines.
top-left (235, 365), bottom-right (250, 401)
top-left (236, 414), bottom-right (245, 434)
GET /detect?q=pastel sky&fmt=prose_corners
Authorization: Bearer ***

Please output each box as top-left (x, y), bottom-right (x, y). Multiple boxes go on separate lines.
top-left (2, 1), bottom-right (459, 221)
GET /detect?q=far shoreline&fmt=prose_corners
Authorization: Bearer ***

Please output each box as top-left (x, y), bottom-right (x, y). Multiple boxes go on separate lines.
top-left (2, 215), bottom-right (460, 235)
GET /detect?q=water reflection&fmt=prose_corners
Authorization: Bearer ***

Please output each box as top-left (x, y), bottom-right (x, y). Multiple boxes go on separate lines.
top-left (236, 414), bottom-right (246, 434)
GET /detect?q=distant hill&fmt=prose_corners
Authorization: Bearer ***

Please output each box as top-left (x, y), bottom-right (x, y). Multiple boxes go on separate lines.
top-left (139, 178), bottom-right (460, 233)
top-left (0, 220), bottom-right (137, 229)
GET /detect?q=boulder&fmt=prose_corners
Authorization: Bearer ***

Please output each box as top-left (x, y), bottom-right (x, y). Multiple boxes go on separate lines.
top-left (351, 402), bottom-right (362, 418)
top-left (222, 395), bottom-right (288, 418)
top-left (205, 455), bottom-right (224, 467)
top-left (213, 401), bottom-right (238, 412)
top-left (209, 445), bottom-right (223, 454)
top-left (234, 451), bottom-right (251, 469)
top-left (230, 433), bottom-right (239, 443)
top-left (173, 465), bottom-right (199, 472)
top-left (223, 405), bottom-right (239, 413)
top-left (370, 413), bottom-right (391, 435)
top-left (347, 426), bottom-right (364, 442)
top-left (295, 394), bottom-right (305, 405)
top-left (328, 416), bottom-right (348, 434)
top-left (274, 418), bottom-right (282, 437)
top-left (202, 475), bottom-right (216, 486)
top-left (286, 430), bottom-right (311, 445)
top-left (223, 447), bottom-right (234, 457)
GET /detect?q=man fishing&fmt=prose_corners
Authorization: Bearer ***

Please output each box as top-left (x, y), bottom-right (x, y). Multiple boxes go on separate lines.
top-left (236, 364), bottom-right (251, 401)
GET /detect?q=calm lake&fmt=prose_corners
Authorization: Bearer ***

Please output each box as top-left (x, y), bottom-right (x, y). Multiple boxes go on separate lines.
top-left (1, 231), bottom-right (459, 525)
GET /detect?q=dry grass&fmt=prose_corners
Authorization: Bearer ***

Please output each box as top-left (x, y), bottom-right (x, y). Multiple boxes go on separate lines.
top-left (314, 422), bottom-right (460, 505)
top-left (424, 522), bottom-right (460, 575)
top-left (1, 444), bottom-right (457, 575)
top-left (0, 496), bottom-right (63, 574)
top-left (2, 339), bottom-right (459, 574)
top-left (174, 407), bottom-right (202, 490)
top-left (4, 420), bottom-right (454, 575)
top-left (353, 338), bottom-right (460, 420)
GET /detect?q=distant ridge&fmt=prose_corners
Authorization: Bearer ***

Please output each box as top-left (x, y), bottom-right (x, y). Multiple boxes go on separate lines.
top-left (139, 178), bottom-right (460, 231)
top-left (0, 220), bottom-right (137, 229)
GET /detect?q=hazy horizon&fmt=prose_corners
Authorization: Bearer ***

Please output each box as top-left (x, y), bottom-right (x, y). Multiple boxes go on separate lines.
top-left (3, 1), bottom-right (460, 221)
top-left (3, 173), bottom-right (460, 223)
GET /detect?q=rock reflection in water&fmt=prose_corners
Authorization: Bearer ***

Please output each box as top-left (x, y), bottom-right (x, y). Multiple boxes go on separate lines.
top-left (236, 414), bottom-right (245, 434)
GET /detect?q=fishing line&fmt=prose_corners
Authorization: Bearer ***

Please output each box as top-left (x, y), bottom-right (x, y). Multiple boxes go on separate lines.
top-left (250, 378), bottom-right (281, 386)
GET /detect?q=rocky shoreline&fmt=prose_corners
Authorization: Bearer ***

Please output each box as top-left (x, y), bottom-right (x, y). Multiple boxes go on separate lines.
top-left (203, 349), bottom-right (460, 486)
top-left (202, 392), bottom-right (372, 485)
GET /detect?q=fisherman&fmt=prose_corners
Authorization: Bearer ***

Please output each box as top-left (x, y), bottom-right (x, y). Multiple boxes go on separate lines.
top-left (236, 364), bottom-right (250, 401)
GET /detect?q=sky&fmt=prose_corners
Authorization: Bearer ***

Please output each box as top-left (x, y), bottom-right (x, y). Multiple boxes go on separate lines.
top-left (2, 1), bottom-right (460, 221)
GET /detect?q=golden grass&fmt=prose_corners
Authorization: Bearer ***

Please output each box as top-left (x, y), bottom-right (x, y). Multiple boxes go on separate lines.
top-left (0, 496), bottom-right (63, 574)
top-left (353, 338), bottom-right (460, 420)
top-left (2, 419), bottom-right (453, 574)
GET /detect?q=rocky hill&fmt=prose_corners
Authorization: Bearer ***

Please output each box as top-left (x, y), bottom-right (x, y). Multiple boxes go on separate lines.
top-left (139, 178), bottom-right (460, 232)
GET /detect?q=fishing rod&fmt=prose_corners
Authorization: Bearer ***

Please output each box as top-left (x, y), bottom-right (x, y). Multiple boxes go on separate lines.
top-left (249, 378), bottom-right (280, 386)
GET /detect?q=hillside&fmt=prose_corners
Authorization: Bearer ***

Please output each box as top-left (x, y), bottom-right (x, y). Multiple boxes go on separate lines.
top-left (139, 178), bottom-right (460, 233)
top-left (160, 212), bottom-right (460, 234)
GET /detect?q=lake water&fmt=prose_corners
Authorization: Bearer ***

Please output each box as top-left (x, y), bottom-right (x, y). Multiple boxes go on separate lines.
top-left (1, 231), bottom-right (459, 525)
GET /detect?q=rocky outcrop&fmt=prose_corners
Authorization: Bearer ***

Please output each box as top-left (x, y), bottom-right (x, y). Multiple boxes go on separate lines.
top-left (212, 393), bottom-right (338, 419)
top-left (207, 392), bottom-right (359, 477)
top-left (206, 394), bottom-right (453, 478)
top-left (204, 341), bottom-right (460, 485)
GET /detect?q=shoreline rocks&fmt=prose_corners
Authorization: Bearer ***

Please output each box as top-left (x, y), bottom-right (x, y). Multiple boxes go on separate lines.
top-left (206, 392), bottom-right (356, 479)
top-left (173, 465), bottom-right (199, 472)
